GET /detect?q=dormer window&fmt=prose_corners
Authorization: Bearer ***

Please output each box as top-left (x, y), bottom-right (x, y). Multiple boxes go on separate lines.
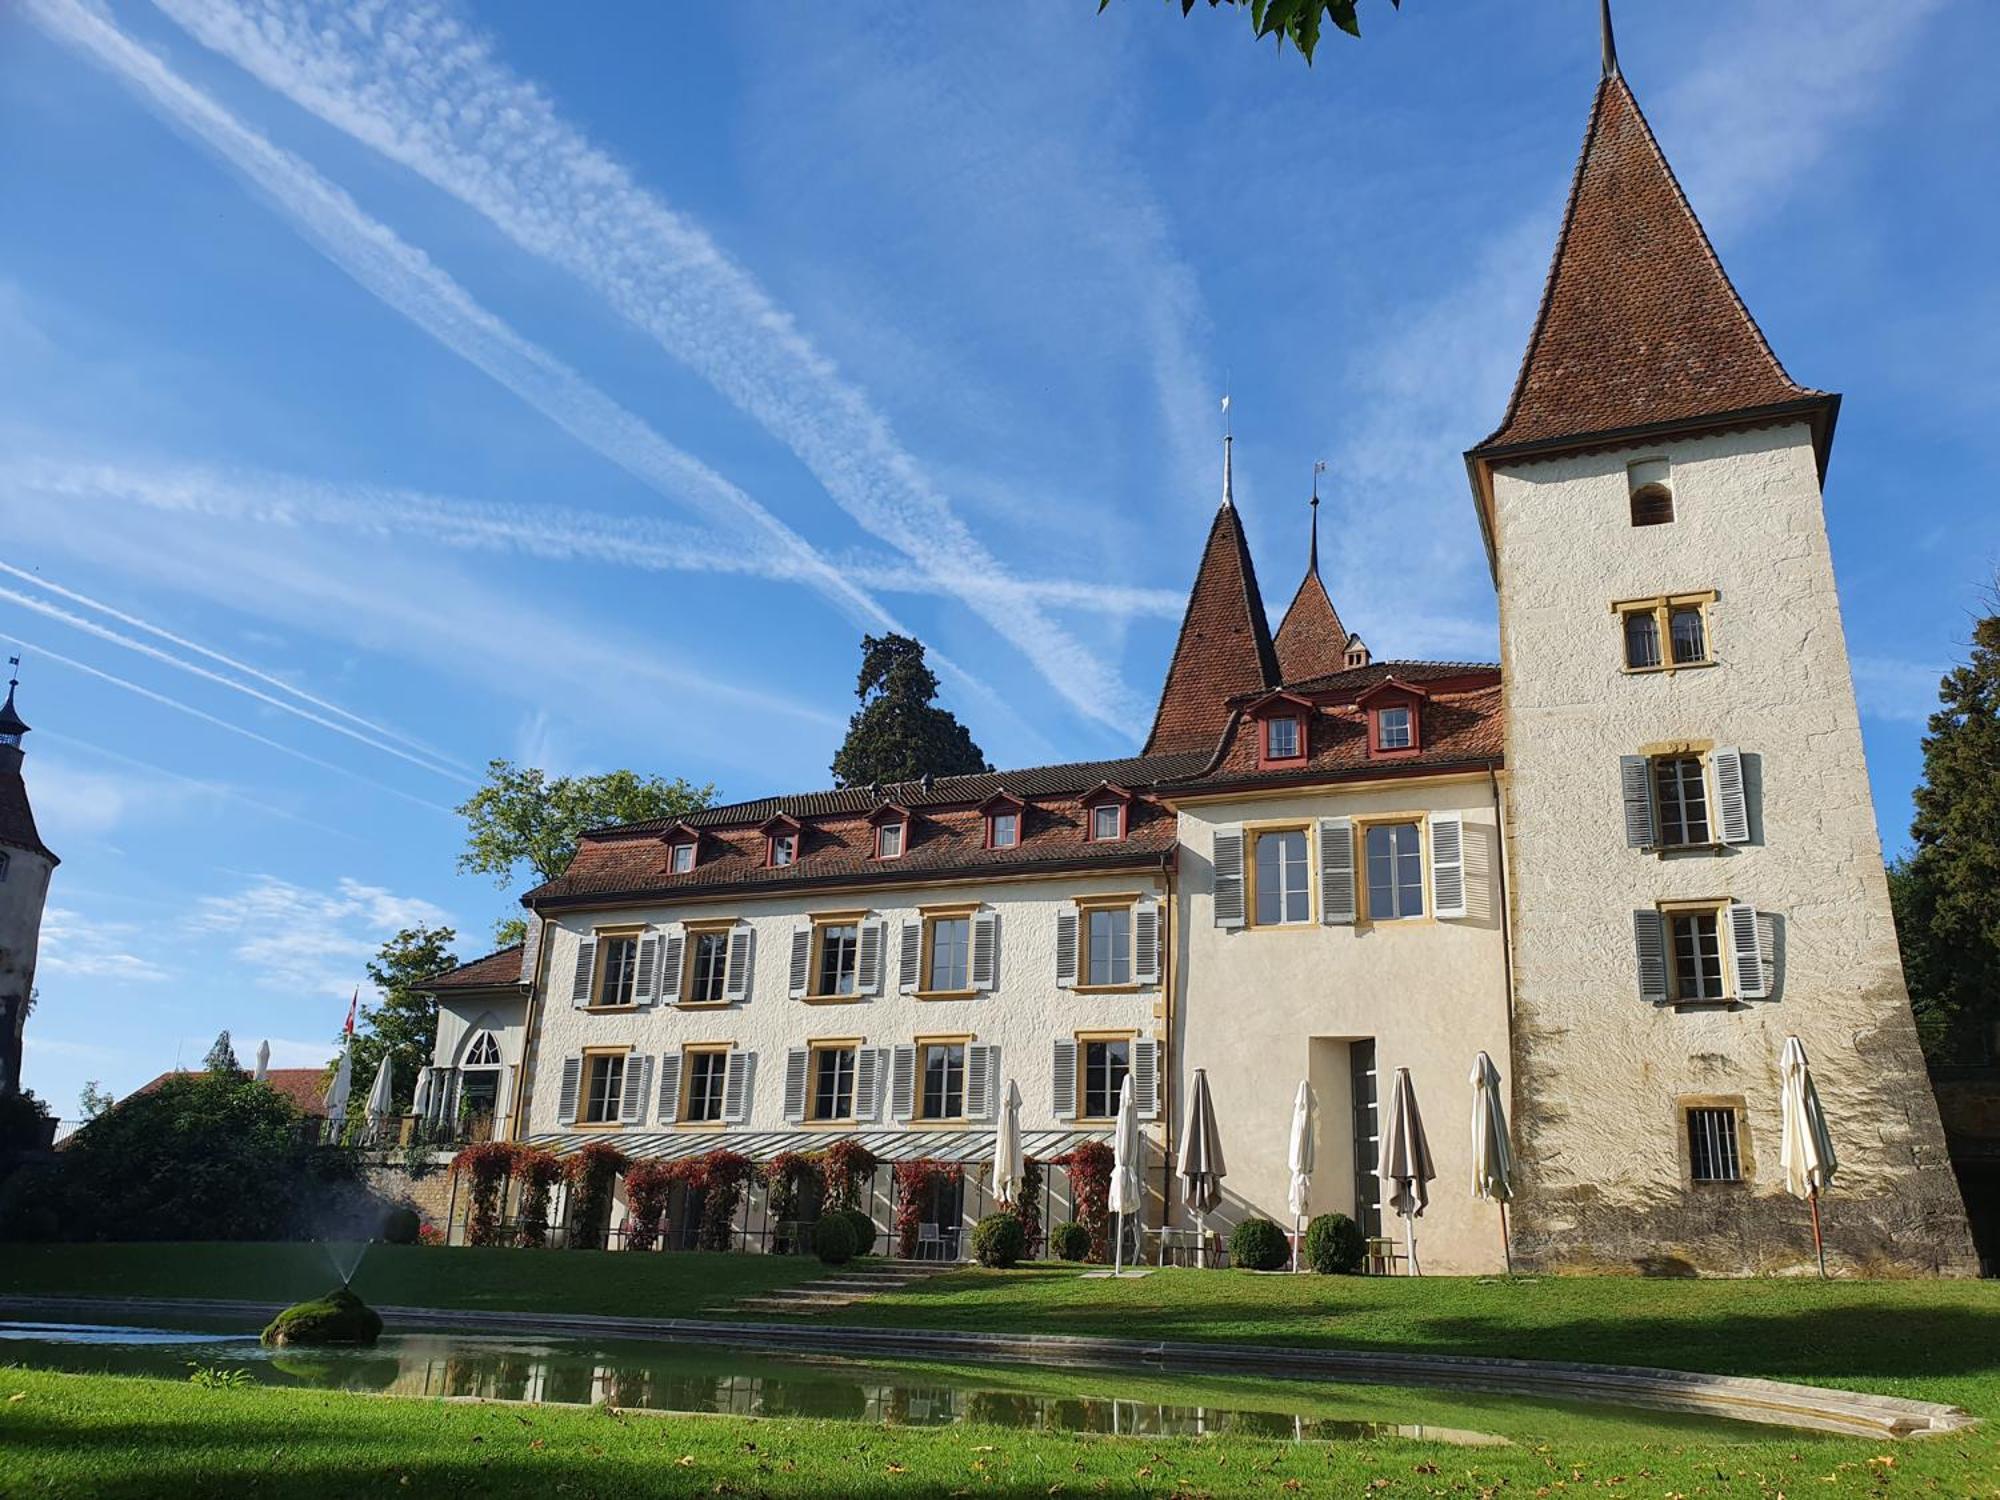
top-left (670, 843), bottom-right (696, 875)
top-left (875, 821), bottom-right (905, 859)
top-left (1377, 705), bottom-right (1412, 751)
top-left (760, 814), bottom-right (804, 868)
top-left (1356, 680), bottom-right (1426, 758)
top-left (1266, 717), bottom-right (1300, 760)
top-left (988, 810), bottom-right (1019, 848)
top-left (770, 834), bottom-right (797, 867)
top-left (1090, 804), bottom-right (1124, 842)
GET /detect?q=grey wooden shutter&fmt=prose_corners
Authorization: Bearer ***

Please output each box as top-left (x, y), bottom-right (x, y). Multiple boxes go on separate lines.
top-left (967, 1044), bottom-right (997, 1120)
top-left (888, 1044), bottom-right (916, 1122)
top-left (1132, 899), bottom-right (1160, 984)
top-left (1633, 910), bottom-right (1669, 1005)
top-left (898, 920), bottom-right (922, 994)
top-left (621, 1054), bottom-right (653, 1123)
top-left (858, 1046), bottom-right (887, 1122)
top-left (657, 926), bottom-right (685, 1004)
top-left (429, 1066), bottom-right (457, 1127)
top-left (1054, 909), bottom-right (1079, 988)
top-left (1051, 1039), bottom-right (1078, 1121)
top-left (723, 1052), bottom-right (754, 1124)
top-left (633, 931), bottom-right (660, 1006)
top-left (1430, 813), bottom-right (1467, 920)
top-left (723, 924), bottom-right (754, 1003)
top-left (557, 1054), bottom-right (583, 1124)
top-left (569, 939), bottom-right (597, 1008)
top-left (1713, 747), bottom-right (1750, 845)
top-left (781, 1047), bottom-right (809, 1122)
top-left (518, 917), bottom-right (543, 985)
top-left (787, 925), bottom-right (812, 999)
top-left (1729, 903), bottom-right (1769, 999)
top-left (1131, 1038), bottom-right (1159, 1119)
top-left (857, 918), bottom-right (886, 995)
top-left (1212, 826), bottom-right (1245, 929)
top-left (1621, 756), bottom-right (1656, 848)
top-left (970, 909), bottom-right (999, 990)
top-left (1319, 818), bottom-right (1355, 925)
top-left (656, 1051), bottom-right (681, 1124)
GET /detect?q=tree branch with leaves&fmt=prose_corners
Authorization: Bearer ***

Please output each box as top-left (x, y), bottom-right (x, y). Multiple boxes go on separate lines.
top-left (1101, 0), bottom-right (1403, 64)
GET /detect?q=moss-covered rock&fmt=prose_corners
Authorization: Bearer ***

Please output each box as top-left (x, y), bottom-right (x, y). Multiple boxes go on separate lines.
top-left (260, 1287), bottom-right (382, 1348)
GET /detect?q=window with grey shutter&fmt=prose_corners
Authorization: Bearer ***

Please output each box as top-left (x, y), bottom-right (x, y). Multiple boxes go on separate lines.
top-left (1054, 909), bottom-right (1079, 987)
top-left (1051, 1039), bottom-right (1078, 1121)
top-left (858, 1046), bottom-right (888, 1122)
top-left (657, 927), bottom-right (685, 1004)
top-left (1633, 910), bottom-right (1669, 1004)
top-left (1430, 813), bottom-right (1467, 919)
top-left (557, 1054), bottom-right (583, 1124)
top-left (781, 1047), bottom-right (809, 1122)
top-left (970, 909), bottom-right (999, 990)
top-left (887, 1045), bottom-right (915, 1122)
top-left (569, 939), bottom-right (597, 1008)
top-left (518, 917), bottom-right (543, 986)
top-left (787, 925), bottom-right (812, 999)
top-left (1319, 818), bottom-right (1355, 925)
top-left (723, 1052), bottom-right (753, 1123)
top-left (967, 1044), bottom-right (997, 1120)
top-left (1713, 747), bottom-right (1750, 846)
top-left (1212, 826), bottom-right (1245, 929)
top-left (723, 925), bottom-right (754, 1003)
top-left (656, 1051), bottom-right (681, 1124)
top-left (1133, 899), bottom-right (1160, 984)
top-left (857, 918), bottom-right (885, 995)
top-left (1728, 903), bottom-right (1769, 999)
top-left (621, 1054), bottom-right (653, 1123)
top-left (897, 920), bottom-right (922, 993)
top-left (634, 932), bottom-right (661, 1006)
top-left (1131, 1038), bottom-right (1160, 1118)
top-left (1620, 755), bottom-right (1657, 848)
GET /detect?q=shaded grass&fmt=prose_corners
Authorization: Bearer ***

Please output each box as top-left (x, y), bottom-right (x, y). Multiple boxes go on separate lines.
top-left (5, 1366), bottom-right (2000, 1499)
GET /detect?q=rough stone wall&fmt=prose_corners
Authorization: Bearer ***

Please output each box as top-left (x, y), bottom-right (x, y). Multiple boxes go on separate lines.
top-left (1491, 423), bottom-right (1976, 1275)
top-left (0, 848), bottom-right (52, 1098)
top-left (360, 1153), bottom-right (457, 1233)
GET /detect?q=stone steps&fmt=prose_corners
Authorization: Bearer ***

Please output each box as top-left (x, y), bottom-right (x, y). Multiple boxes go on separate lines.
top-left (714, 1259), bottom-right (958, 1317)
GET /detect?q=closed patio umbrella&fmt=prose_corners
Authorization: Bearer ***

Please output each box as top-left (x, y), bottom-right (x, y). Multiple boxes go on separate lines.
top-left (1469, 1051), bottom-right (1514, 1274)
top-left (364, 1055), bottom-right (396, 1142)
top-left (1380, 1067), bottom-right (1435, 1275)
top-left (253, 1039), bottom-right (270, 1083)
top-left (1108, 1075), bottom-right (1143, 1276)
top-left (1779, 1036), bottom-right (1839, 1277)
top-left (1286, 1081), bottom-right (1315, 1270)
top-left (323, 1039), bottom-right (353, 1137)
top-left (410, 1065), bottom-right (434, 1124)
top-left (993, 1079), bottom-right (1024, 1213)
top-left (1176, 1068), bottom-right (1226, 1266)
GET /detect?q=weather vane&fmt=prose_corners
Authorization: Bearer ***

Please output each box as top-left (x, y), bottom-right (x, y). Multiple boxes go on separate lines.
top-left (1312, 459), bottom-right (1327, 503)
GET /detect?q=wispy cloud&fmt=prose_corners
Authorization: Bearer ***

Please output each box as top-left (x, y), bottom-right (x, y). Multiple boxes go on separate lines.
top-left (37, 729), bottom-right (354, 840)
top-left (41, 906), bottom-right (174, 983)
top-left (19, 0), bottom-right (1009, 728)
top-left (1851, 655), bottom-right (1945, 726)
top-left (191, 874), bottom-right (451, 999)
top-left (144, 0), bottom-right (1147, 727)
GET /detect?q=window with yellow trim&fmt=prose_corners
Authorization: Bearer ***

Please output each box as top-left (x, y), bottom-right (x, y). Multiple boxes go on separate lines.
top-left (682, 1047), bottom-right (729, 1123)
top-left (580, 1052), bottom-right (626, 1125)
top-left (591, 931), bottom-right (642, 1008)
top-left (918, 1041), bottom-right (966, 1121)
top-left (1252, 827), bottom-right (1311, 926)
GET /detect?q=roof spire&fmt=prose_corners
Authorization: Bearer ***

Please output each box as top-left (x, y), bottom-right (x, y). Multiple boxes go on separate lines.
top-left (1219, 389), bottom-right (1234, 509)
top-left (1309, 460), bottom-right (1326, 575)
top-left (0, 657), bottom-right (28, 746)
top-left (1599, 0), bottom-right (1618, 78)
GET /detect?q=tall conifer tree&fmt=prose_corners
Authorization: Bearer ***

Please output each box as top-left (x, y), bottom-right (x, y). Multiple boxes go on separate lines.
top-left (830, 635), bottom-right (989, 788)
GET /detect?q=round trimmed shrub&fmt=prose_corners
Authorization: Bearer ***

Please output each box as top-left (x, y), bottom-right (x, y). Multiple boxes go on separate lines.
top-left (838, 1209), bottom-right (878, 1259)
top-left (813, 1211), bottom-right (858, 1266)
top-left (970, 1212), bottom-right (1026, 1268)
top-left (1303, 1212), bottom-right (1365, 1275)
top-left (1049, 1220), bottom-right (1090, 1262)
top-left (1229, 1216), bottom-right (1290, 1272)
top-left (380, 1205), bottom-right (420, 1245)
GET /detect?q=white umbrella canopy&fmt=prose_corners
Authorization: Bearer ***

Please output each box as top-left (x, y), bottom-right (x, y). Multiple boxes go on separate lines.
top-left (323, 1041), bottom-right (353, 1135)
top-left (1286, 1081), bottom-right (1315, 1222)
top-left (1779, 1036), bottom-right (1839, 1276)
top-left (1380, 1067), bottom-right (1436, 1274)
top-left (364, 1054), bottom-right (396, 1137)
top-left (993, 1080), bottom-right (1025, 1210)
top-left (1177, 1068), bottom-right (1226, 1266)
top-left (253, 1039), bottom-right (271, 1083)
top-left (1469, 1051), bottom-right (1515, 1273)
top-left (1108, 1074), bottom-right (1143, 1274)
top-left (411, 1065), bottom-right (435, 1122)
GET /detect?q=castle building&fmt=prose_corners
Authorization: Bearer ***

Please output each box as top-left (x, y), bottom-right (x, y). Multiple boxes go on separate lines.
top-left (419, 25), bottom-right (1975, 1274)
top-left (0, 672), bottom-right (57, 1101)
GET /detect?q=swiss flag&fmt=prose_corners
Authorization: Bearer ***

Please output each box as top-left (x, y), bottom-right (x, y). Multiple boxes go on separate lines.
top-left (342, 988), bottom-right (358, 1036)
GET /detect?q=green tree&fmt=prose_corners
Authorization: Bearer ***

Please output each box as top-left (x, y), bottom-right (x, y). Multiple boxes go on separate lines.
top-left (1890, 599), bottom-right (2000, 1065)
top-left (335, 924), bottom-right (459, 1123)
top-left (1101, 0), bottom-right (1403, 64)
top-left (78, 1081), bottom-right (114, 1120)
top-left (203, 1031), bottom-right (240, 1075)
top-left (830, 634), bottom-right (990, 789)
top-left (457, 760), bottom-right (714, 893)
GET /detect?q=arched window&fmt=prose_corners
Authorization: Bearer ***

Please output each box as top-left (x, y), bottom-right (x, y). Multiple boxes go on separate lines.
top-left (463, 1032), bottom-right (501, 1068)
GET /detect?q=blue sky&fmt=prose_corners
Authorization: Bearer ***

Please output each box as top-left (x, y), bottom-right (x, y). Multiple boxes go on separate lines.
top-left (3, 0), bottom-right (1995, 1114)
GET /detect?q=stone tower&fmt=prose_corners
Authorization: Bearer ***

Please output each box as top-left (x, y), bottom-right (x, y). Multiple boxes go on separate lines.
top-left (0, 670), bottom-right (57, 1099)
top-left (1466, 29), bottom-right (1976, 1273)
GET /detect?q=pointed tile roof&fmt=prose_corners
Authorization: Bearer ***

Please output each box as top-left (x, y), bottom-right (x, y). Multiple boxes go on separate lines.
top-left (1274, 568), bottom-right (1349, 684)
top-left (1476, 70), bottom-right (1830, 457)
top-left (1142, 496), bottom-right (1280, 756)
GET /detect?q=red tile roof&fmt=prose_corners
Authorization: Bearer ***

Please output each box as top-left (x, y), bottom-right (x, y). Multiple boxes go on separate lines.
top-left (424, 945), bottom-right (528, 992)
top-left (134, 1067), bottom-right (330, 1117)
top-left (1476, 72), bottom-right (1827, 456)
top-left (1273, 568), bottom-right (1349, 684)
top-left (1142, 501), bottom-right (1280, 755)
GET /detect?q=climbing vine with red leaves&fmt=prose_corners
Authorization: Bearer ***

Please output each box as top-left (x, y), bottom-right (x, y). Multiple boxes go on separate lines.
top-left (453, 1140), bottom-right (519, 1247)
top-left (821, 1138), bottom-right (878, 1212)
top-left (622, 1160), bottom-right (681, 1252)
top-left (1015, 1157), bottom-right (1044, 1255)
top-left (763, 1150), bottom-right (826, 1250)
top-left (565, 1140), bottom-right (629, 1250)
top-left (690, 1150), bottom-right (753, 1251)
top-left (1057, 1141), bottom-right (1114, 1262)
top-left (891, 1158), bottom-right (962, 1259)
top-left (512, 1147), bottom-right (564, 1248)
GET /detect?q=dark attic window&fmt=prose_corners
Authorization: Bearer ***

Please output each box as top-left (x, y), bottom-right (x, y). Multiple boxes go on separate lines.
top-left (1628, 459), bottom-right (1674, 527)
